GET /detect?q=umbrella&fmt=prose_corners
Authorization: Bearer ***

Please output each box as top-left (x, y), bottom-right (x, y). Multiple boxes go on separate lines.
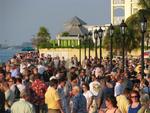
top-left (21, 47), bottom-right (35, 51)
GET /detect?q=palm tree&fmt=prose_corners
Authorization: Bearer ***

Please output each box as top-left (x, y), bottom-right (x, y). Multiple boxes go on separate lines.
top-left (103, 25), bottom-right (139, 55)
top-left (125, 0), bottom-right (150, 49)
top-left (104, 0), bottom-right (150, 55)
top-left (138, 0), bottom-right (150, 9)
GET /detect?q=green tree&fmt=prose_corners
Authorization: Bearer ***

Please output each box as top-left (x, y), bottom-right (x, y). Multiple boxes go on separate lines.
top-left (104, 0), bottom-right (150, 55)
top-left (37, 26), bottom-right (51, 39)
top-left (125, 1), bottom-right (150, 51)
top-left (138, 0), bottom-right (150, 9)
top-left (103, 26), bottom-right (122, 55)
top-left (32, 26), bottom-right (51, 48)
top-left (103, 25), bottom-right (140, 55)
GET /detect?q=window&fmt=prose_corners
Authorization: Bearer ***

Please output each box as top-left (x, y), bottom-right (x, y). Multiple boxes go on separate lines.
top-left (114, 7), bottom-right (125, 16)
top-left (113, 0), bottom-right (125, 4)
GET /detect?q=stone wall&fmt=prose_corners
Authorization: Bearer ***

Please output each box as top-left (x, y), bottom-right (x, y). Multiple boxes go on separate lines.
top-left (39, 48), bottom-right (141, 60)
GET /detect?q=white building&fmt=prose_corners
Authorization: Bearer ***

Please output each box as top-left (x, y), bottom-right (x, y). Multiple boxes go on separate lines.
top-left (111, 0), bottom-right (140, 25)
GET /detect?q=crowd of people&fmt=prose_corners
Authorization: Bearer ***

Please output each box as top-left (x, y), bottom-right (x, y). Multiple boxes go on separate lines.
top-left (0, 51), bottom-right (150, 113)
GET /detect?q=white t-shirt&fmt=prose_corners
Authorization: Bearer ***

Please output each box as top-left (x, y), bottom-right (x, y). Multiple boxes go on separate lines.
top-left (83, 90), bottom-right (93, 107)
top-left (89, 81), bottom-right (101, 96)
top-left (114, 82), bottom-right (124, 97)
top-left (17, 84), bottom-right (25, 92)
top-left (37, 65), bottom-right (45, 75)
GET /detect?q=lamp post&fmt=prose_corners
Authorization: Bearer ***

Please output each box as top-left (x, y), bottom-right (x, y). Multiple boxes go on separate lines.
top-left (109, 24), bottom-right (114, 71)
top-left (78, 34), bottom-right (82, 63)
top-left (146, 33), bottom-right (150, 50)
top-left (120, 20), bottom-right (127, 72)
top-left (84, 34), bottom-right (87, 59)
top-left (140, 15), bottom-right (147, 78)
top-left (98, 27), bottom-right (103, 65)
top-left (94, 29), bottom-right (98, 59)
top-left (88, 31), bottom-right (92, 59)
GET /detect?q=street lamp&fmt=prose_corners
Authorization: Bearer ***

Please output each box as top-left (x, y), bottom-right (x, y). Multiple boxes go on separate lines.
top-left (109, 24), bottom-right (114, 71)
top-left (120, 20), bottom-right (127, 72)
top-left (146, 33), bottom-right (150, 50)
top-left (88, 31), bottom-right (92, 59)
top-left (140, 15), bottom-right (147, 77)
top-left (98, 27), bottom-right (103, 65)
top-left (84, 34), bottom-right (87, 59)
top-left (78, 34), bottom-right (82, 63)
top-left (94, 29), bottom-right (98, 59)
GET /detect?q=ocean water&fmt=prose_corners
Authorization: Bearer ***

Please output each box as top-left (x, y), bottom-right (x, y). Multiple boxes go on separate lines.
top-left (0, 48), bottom-right (21, 63)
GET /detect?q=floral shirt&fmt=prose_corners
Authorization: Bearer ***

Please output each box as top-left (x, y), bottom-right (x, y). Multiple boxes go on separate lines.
top-left (31, 79), bottom-right (47, 105)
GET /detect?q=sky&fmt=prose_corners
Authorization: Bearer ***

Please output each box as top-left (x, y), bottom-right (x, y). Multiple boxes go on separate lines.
top-left (0, 0), bottom-right (111, 45)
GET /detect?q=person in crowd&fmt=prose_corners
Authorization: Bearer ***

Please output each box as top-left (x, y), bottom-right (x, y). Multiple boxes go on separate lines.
top-left (65, 73), bottom-right (79, 96)
top-left (67, 66), bottom-right (77, 80)
top-left (11, 89), bottom-right (35, 113)
top-left (0, 82), bottom-right (5, 113)
top-left (146, 75), bottom-right (150, 87)
top-left (1, 51), bottom-right (150, 113)
top-left (57, 77), bottom-right (68, 113)
top-left (30, 67), bottom-right (39, 82)
top-left (31, 74), bottom-right (47, 113)
top-left (61, 57), bottom-right (66, 67)
top-left (100, 76), bottom-right (114, 109)
top-left (140, 79), bottom-right (150, 94)
top-left (8, 77), bottom-right (20, 101)
top-left (92, 65), bottom-right (104, 79)
top-left (53, 56), bottom-right (61, 70)
top-left (127, 65), bottom-right (137, 80)
top-left (5, 72), bottom-right (12, 81)
top-left (128, 90), bottom-right (141, 113)
top-left (37, 62), bottom-right (45, 76)
top-left (45, 79), bottom-right (64, 113)
top-left (2, 82), bottom-right (14, 112)
top-left (114, 75), bottom-right (125, 97)
top-left (10, 64), bottom-right (19, 78)
top-left (99, 95), bottom-right (121, 113)
top-left (138, 94), bottom-right (150, 113)
top-left (0, 71), bottom-right (5, 82)
top-left (5, 64), bottom-right (11, 73)
top-left (79, 69), bottom-right (91, 85)
top-left (65, 73), bottom-right (79, 112)
top-left (89, 74), bottom-right (102, 113)
top-left (82, 83), bottom-right (93, 111)
top-left (116, 88), bottom-right (130, 113)
top-left (137, 65), bottom-right (146, 77)
top-left (16, 77), bottom-right (25, 92)
top-left (71, 86), bottom-right (87, 113)
top-left (43, 64), bottom-right (54, 82)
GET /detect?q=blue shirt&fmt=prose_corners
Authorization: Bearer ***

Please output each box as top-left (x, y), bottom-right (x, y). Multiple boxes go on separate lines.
top-left (128, 104), bottom-right (141, 113)
top-left (57, 86), bottom-right (69, 113)
top-left (71, 93), bottom-right (87, 113)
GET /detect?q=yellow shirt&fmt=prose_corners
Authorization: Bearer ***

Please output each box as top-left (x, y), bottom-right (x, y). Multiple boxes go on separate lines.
top-left (45, 87), bottom-right (60, 109)
top-left (116, 95), bottom-right (129, 113)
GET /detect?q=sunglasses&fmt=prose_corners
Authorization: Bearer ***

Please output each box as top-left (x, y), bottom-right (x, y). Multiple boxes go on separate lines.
top-left (131, 96), bottom-right (139, 98)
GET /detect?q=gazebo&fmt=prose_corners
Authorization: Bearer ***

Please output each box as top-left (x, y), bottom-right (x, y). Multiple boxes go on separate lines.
top-left (57, 16), bottom-right (88, 47)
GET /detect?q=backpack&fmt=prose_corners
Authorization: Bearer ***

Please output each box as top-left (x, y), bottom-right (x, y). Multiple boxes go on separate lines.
top-left (14, 85), bottom-right (20, 100)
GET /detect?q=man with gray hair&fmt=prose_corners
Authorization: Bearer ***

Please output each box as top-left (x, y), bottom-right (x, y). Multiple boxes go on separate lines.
top-left (11, 89), bottom-right (35, 113)
top-left (71, 86), bottom-right (87, 113)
